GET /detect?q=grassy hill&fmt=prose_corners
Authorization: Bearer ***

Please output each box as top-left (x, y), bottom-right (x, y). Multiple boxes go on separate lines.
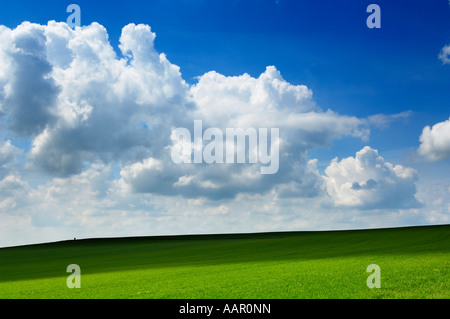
top-left (0, 224), bottom-right (449, 298)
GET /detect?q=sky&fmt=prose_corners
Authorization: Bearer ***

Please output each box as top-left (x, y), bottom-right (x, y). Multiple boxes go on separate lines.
top-left (0, 0), bottom-right (449, 247)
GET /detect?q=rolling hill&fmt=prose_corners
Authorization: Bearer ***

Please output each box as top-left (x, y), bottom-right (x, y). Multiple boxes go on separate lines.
top-left (0, 224), bottom-right (449, 298)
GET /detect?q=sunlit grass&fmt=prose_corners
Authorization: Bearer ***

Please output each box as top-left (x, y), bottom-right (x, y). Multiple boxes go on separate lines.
top-left (0, 225), bottom-right (449, 298)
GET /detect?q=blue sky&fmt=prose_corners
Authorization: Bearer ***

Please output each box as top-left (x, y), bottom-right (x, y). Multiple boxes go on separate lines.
top-left (2, 0), bottom-right (449, 157)
top-left (0, 0), bottom-right (449, 246)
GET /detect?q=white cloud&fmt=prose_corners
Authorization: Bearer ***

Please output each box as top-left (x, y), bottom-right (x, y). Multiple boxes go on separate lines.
top-left (106, 56), bottom-right (369, 200)
top-left (366, 110), bottom-right (412, 129)
top-left (0, 174), bottom-right (28, 194)
top-left (0, 21), bottom-right (190, 176)
top-left (439, 45), bottom-right (450, 64)
top-left (0, 21), bottom-right (373, 200)
top-left (418, 117), bottom-right (450, 161)
top-left (0, 139), bottom-right (22, 175)
top-left (323, 146), bottom-right (420, 209)
top-left (190, 66), bottom-right (366, 141)
top-left (156, 65), bottom-right (368, 199)
top-left (0, 22), bottom-right (59, 135)
top-left (0, 20), bottom-right (439, 247)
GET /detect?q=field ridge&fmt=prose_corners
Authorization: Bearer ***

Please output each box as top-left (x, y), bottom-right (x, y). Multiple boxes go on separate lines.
top-left (0, 224), bottom-right (449, 298)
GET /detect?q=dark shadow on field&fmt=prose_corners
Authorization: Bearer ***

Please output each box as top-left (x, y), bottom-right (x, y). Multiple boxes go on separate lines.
top-left (0, 224), bottom-right (449, 283)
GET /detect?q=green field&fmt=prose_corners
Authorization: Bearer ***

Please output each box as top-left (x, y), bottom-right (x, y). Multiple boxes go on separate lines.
top-left (0, 224), bottom-right (449, 299)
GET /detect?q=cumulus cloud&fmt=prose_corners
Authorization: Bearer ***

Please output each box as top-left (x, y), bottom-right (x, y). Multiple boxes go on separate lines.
top-left (0, 20), bottom-right (427, 230)
top-left (1, 21), bottom-right (190, 176)
top-left (0, 23), bottom-right (59, 135)
top-left (0, 20), bottom-right (426, 208)
top-left (190, 67), bottom-right (367, 141)
top-left (418, 117), bottom-right (450, 161)
top-left (0, 19), bottom-right (445, 246)
top-left (323, 146), bottom-right (421, 209)
top-left (118, 66), bottom-right (370, 200)
top-left (150, 66), bottom-right (367, 199)
top-left (0, 21), bottom-right (375, 199)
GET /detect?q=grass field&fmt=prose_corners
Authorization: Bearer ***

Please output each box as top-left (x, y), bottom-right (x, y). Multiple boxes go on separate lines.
top-left (0, 224), bottom-right (449, 299)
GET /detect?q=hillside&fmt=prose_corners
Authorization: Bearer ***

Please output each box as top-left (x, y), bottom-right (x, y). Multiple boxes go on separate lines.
top-left (0, 224), bottom-right (449, 298)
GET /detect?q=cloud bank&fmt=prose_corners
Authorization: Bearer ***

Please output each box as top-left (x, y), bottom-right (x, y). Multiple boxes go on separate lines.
top-left (0, 21), bottom-right (372, 200)
top-left (0, 21), bottom-right (435, 246)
